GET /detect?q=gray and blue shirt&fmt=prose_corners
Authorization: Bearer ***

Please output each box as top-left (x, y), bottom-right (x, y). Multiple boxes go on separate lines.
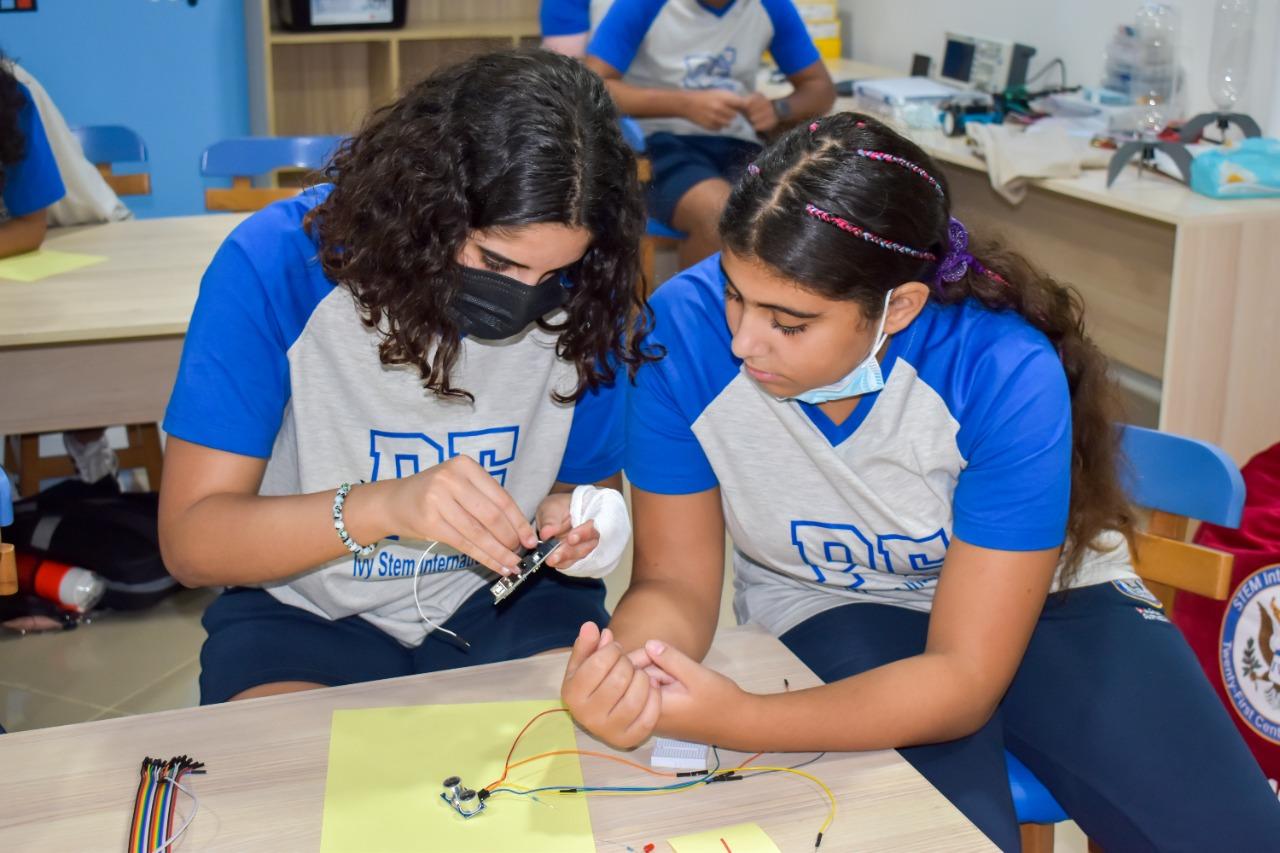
top-left (164, 186), bottom-right (623, 645)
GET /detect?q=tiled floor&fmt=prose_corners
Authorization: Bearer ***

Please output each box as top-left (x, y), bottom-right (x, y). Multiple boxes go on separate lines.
top-left (0, 586), bottom-right (215, 730)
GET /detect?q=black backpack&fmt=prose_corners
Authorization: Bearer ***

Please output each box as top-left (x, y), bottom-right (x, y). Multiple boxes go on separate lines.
top-left (6, 477), bottom-right (179, 610)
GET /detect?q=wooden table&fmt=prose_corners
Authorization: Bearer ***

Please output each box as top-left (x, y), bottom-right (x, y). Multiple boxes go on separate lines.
top-left (0, 214), bottom-right (247, 436)
top-left (0, 625), bottom-right (993, 852)
top-left (768, 60), bottom-right (1280, 464)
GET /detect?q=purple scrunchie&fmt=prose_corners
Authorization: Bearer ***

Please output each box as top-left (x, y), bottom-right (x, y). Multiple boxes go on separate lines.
top-left (936, 217), bottom-right (976, 285)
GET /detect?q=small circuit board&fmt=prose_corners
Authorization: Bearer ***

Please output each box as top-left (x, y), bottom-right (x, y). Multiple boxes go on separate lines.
top-left (490, 538), bottom-right (562, 604)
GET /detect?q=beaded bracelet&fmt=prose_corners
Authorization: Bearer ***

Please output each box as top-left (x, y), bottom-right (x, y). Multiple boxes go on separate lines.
top-left (333, 482), bottom-right (376, 557)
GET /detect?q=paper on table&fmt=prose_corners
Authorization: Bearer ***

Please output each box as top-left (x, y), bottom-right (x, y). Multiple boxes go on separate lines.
top-left (0, 249), bottom-right (105, 282)
top-left (320, 701), bottom-right (594, 853)
top-left (669, 822), bottom-right (782, 853)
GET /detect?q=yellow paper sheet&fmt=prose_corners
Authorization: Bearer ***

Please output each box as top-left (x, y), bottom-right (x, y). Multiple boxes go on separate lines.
top-left (320, 701), bottom-right (594, 853)
top-left (669, 822), bottom-right (781, 853)
top-left (0, 249), bottom-right (106, 282)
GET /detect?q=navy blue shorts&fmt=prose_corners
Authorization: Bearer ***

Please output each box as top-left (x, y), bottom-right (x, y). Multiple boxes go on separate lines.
top-left (780, 583), bottom-right (1280, 852)
top-left (645, 132), bottom-right (761, 228)
top-left (199, 571), bottom-right (607, 705)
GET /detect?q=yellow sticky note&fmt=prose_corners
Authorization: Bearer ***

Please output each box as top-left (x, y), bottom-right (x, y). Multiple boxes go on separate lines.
top-left (0, 249), bottom-right (106, 282)
top-left (669, 822), bottom-right (781, 853)
top-left (320, 701), bottom-right (594, 853)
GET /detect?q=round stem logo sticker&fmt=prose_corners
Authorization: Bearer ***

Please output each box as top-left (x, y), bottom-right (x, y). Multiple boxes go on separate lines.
top-left (1221, 565), bottom-right (1280, 744)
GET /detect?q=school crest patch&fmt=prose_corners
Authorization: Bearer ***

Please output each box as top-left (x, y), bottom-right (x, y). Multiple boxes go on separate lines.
top-left (1221, 564), bottom-right (1280, 745)
top-left (1112, 578), bottom-right (1162, 607)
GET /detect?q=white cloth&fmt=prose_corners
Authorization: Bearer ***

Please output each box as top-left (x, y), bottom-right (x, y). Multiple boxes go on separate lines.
top-left (965, 121), bottom-right (1106, 205)
top-left (559, 484), bottom-right (631, 579)
top-left (8, 63), bottom-right (130, 226)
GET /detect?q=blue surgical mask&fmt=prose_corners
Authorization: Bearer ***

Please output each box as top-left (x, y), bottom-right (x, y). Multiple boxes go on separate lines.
top-left (790, 289), bottom-right (894, 405)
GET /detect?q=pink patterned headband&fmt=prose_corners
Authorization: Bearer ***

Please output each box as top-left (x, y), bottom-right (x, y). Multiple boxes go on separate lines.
top-left (808, 118), bottom-right (944, 197)
top-left (804, 204), bottom-right (937, 260)
top-left (745, 121), bottom-right (957, 265)
top-left (852, 149), bottom-right (944, 197)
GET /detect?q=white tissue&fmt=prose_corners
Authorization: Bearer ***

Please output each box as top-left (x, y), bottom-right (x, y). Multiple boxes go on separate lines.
top-left (557, 485), bottom-right (631, 579)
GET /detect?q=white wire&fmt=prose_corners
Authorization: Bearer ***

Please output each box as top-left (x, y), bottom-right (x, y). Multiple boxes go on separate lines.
top-left (149, 775), bottom-right (199, 853)
top-left (413, 541), bottom-right (469, 646)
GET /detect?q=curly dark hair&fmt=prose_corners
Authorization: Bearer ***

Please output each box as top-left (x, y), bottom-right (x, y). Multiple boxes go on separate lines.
top-left (721, 113), bottom-right (1134, 583)
top-left (0, 50), bottom-right (28, 193)
top-left (306, 48), bottom-right (655, 402)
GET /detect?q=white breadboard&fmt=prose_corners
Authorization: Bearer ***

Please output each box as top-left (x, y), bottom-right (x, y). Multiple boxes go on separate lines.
top-left (650, 737), bottom-right (710, 771)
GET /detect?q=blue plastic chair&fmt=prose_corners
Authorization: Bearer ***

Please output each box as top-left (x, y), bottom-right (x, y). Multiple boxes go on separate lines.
top-left (1007, 752), bottom-right (1068, 825)
top-left (200, 136), bottom-right (344, 212)
top-left (1, 465), bottom-right (12, 528)
top-left (1119, 425), bottom-right (1245, 527)
top-left (1009, 424), bottom-right (1245, 846)
top-left (618, 116), bottom-right (646, 152)
top-left (646, 219), bottom-right (686, 240)
top-left (70, 124), bottom-right (150, 196)
top-left (72, 125), bottom-right (147, 165)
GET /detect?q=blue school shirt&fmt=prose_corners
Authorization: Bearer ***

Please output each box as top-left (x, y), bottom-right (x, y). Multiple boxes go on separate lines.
top-left (540, 0), bottom-right (615, 37)
top-left (1, 82), bottom-right (65, 221)
top-left (541, 0), bottom-right (588, 35)
top-left (588, 0), bottom-right (820, 143)
top-left (626, 255), bottom-right (1138, 635)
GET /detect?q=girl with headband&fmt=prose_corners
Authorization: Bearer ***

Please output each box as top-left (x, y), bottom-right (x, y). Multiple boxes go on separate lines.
top-left (562, 113), bottom-right (1279, 850)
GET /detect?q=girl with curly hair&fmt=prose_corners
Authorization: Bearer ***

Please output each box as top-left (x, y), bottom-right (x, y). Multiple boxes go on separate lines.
top-left (0, 49), bottom-right (65, 258)
top-left (159, 49), bottom-right (651, 704)
top-left (562, 114), bottom-right (1280, 851)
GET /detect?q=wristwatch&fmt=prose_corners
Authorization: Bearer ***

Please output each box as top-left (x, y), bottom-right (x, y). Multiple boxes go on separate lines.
top-left (771, 97), bottom-right (792, 123)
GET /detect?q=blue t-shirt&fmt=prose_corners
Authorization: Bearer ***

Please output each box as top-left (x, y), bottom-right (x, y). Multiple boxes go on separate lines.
top-left (541, 0), bottom-right (590, 35)
top-left (626, 255), bottom-right (1136, 633)
top-left (588, 0), bottom-right (820, 142)
top-left (164, 185), bottom-right (624, 644)
top-left (1, 82), bottom-right (65, 220)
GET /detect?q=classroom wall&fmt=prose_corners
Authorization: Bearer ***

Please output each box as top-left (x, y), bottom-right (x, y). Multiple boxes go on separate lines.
top-left (1, 0), bottom-right (249, 218)
top-left (1270, 9), bottom-right (1280, 136)
top-left (839, 0), bottom-right (1280, 136)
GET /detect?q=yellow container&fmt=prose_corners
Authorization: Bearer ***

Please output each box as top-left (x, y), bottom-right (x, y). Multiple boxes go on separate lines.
top-left (812, 36), bottom-right (843, 60)
top-left (806, 18), bottom-right (842, 60)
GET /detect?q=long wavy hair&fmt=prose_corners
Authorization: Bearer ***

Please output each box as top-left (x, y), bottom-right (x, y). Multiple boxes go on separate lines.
top-left (721, 113), bottom-right (1133, 580)
top-left (306, 49), bottom-right (654, 402)
top-left (0, 51), bottom-right (27, 193)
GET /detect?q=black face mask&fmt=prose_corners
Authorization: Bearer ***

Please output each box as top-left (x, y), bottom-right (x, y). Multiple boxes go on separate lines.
top-left (450, 266), bottom-right (569, 341)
